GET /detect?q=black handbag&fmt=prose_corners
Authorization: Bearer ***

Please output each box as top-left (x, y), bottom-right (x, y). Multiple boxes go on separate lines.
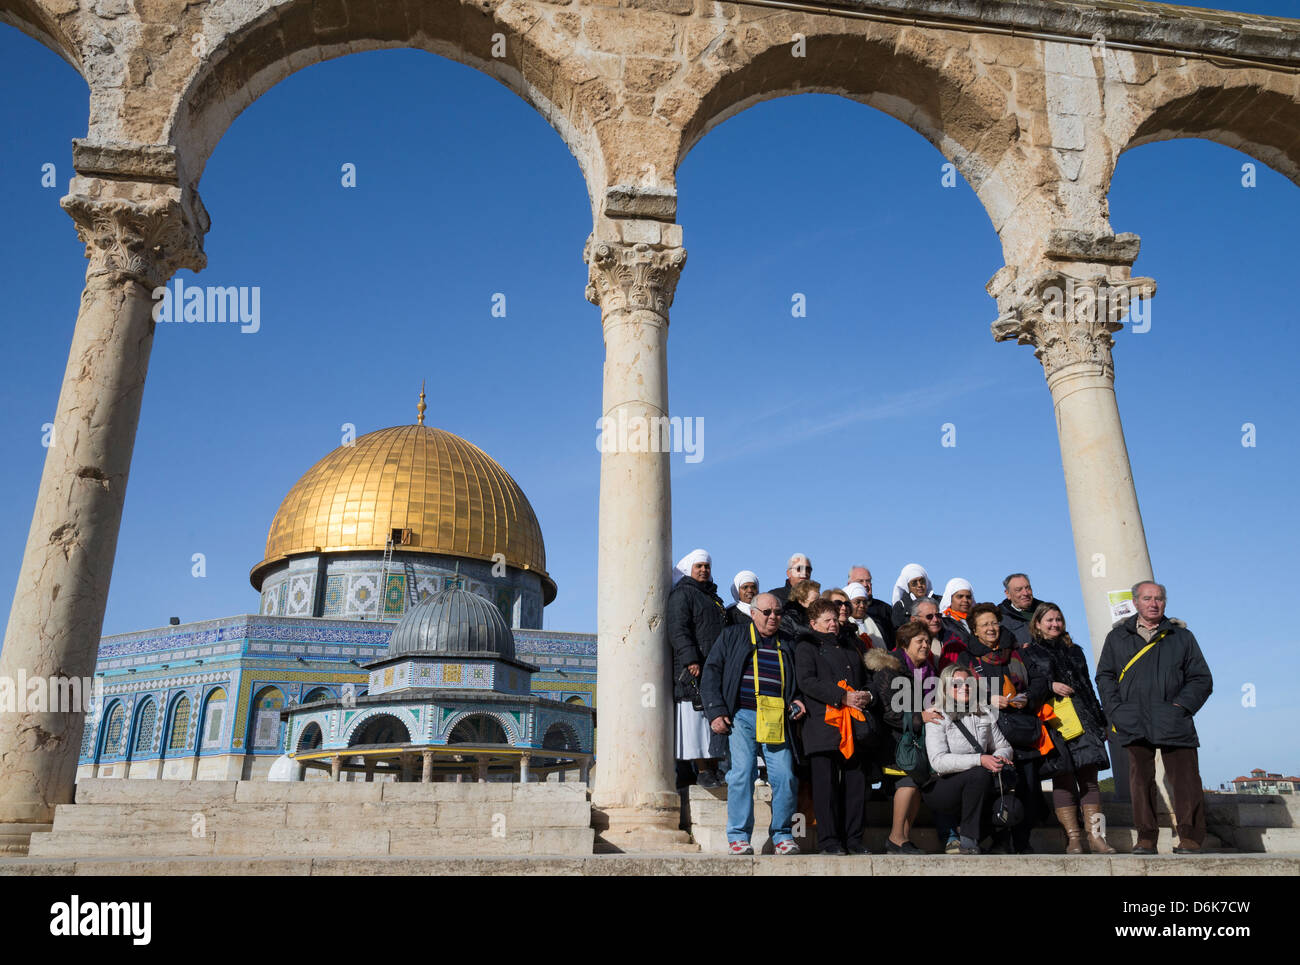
top-left (953, 717), bottom-right (1022, 828)
top-left (677, 667), bottom-right (703, 712)
top-left (995, 708), bottom-right (1041, 751)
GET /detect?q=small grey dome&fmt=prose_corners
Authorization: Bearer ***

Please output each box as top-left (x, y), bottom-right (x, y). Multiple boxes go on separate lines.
top-left (387, 585), bottom-right (515, 660)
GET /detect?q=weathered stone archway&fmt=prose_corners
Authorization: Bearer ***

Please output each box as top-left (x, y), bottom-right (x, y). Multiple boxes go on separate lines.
top-left (4, 0), bottom-right (1300, 853)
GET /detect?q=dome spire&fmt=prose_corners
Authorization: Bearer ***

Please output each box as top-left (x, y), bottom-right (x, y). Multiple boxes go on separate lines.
top-left (416, 381), bottom-right (427, 426)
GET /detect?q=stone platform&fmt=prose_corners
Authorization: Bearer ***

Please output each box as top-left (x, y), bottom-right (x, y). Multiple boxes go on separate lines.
top-left (686, 785), bottom-right (1299, 855)
top-left (21, 779), bottom-right (593, 859)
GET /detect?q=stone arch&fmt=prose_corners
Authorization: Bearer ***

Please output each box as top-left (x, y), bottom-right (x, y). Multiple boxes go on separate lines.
top-left (0, 0), bottom-right (84, 75)
top-left (296, 720), bottom-right (325, 752)
top-left (161, 0), bottom-right (613, 205)
top-left (302, 687), bottom-right (334, 705)
top-left (347, 712), bottom-right (411, 747)
top-left (663, 22), bottom-right (1022, 229)
top-left (1119, 75), bottom-right (1300, 189)
top-left (444, 710), bottom-right (514, 745)
top-left (341, 706), bottom-right (418, 745)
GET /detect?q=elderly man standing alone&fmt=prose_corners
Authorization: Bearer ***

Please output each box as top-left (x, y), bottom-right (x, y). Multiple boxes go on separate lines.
top-left (702, 593), bottom-right (806, 855)
top-left (1097, 582), bottom-right (1213, 855)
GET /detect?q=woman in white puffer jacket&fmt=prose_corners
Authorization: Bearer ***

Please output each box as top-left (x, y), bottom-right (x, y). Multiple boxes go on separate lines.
top-left (924, 663), bottom-right (1014, 854)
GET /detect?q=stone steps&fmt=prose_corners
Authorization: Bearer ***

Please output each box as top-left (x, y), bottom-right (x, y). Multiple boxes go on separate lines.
top-left (26, 778), bottom-right (594, 858)
top-left (687, 786), bottom-right (1232, 854)
top-left (0, 824), bottom-right (51, 856)
top-left (2, 852), bottom-right (1297, 877)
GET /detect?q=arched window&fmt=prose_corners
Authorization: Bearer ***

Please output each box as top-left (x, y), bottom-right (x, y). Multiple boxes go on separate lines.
top-left (168, 696), bottom-right (191, 751)
top-left (302, 688), bottom-right (333, 704)
top-left (251, 686), bottom-right (286, 750)
top-left (133, 698), bottom-right (157, 754)
top-left (201, 687), bottom-right (228, 749)
top-left (102, 703), bottom-right (126, 758)
top-left (447, 714), bottom-right (508, 746)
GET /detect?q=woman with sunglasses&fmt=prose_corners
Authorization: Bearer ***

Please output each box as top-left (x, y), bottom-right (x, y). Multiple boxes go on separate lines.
top-left (924, 663), bottom-right (1014, 855)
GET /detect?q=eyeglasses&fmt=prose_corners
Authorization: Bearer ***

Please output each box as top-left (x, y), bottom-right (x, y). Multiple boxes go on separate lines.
top-left (922, 613), bottom-right (941, 620)
top-left (833, 601), bottom-right (850, 609)
top-left (752, 606), bottom-right (780, 617)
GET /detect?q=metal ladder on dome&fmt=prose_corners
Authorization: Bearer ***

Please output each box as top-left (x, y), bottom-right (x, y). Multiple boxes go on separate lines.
top-left (376, 535), bottom-right (396, 620)
top-left (404, 560), bottom-right (422, 608)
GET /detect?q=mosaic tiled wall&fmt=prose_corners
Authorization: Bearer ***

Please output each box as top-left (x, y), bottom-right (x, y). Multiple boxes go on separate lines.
top-left (258, 553), bottom-right (544, 627)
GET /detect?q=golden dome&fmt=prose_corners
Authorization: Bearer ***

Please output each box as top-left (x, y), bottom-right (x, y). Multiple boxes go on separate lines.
top-left (250, 424), bottom-right (554, 603)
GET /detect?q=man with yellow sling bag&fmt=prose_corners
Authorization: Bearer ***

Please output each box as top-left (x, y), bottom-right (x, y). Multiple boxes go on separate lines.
top-left (1097, 582), bottom-right (1213, 856)
top-left (702, 593), bottom-right (806, 855)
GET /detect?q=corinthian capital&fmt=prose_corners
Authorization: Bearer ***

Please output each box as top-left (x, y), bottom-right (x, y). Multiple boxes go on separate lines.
top-left (584, 239), bottom-right (687, 318)
top-left (990, 269), bottom-right (1155, 381)
top-left (61, 195), bottom-right (206, 289)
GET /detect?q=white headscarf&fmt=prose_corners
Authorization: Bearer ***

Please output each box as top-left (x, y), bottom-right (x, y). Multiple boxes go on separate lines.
top-left (892, 563), bottom-right (932, 605)
top-left (844, 582), bottom-right (868, 601)
top-left (730, 570), bottom-right (759, 608)
top-left (940, 577), bottom-right (973, 614)
top-left (672, 549), bottom-right (711, 586)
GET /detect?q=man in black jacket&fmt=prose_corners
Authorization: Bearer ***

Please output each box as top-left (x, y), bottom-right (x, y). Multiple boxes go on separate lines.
top-left (701, 593), bottom-right (806, 855)
top-left (770, 553), bottom-right (812, 607)
top-left (1097, 581), bottom-right (1213, 854)
top-left (999, 572), bottom-right (1046, 645)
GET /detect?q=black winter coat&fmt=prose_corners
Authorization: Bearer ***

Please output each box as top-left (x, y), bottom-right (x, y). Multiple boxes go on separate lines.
top-left (1097, 616), bottom-right (1213, 748)
top-left (724, 603), bottom-right (751, 627)
top-left (794, 627), bottom-right (874, 755)
top-left (1039, 636), bottom-right (1110, 773)
top-left (999, 598), bottom-right (1046, 646)
top-left (667, 576), bottom-right (726, 702)
top-left (960, 630), bottom-right (1047, 761)
top-left (866, 648), bottom-right (931, 768)
top-left (771, 582), bottom-right (795, 607)
top-left (891, 592), bottom-right (941, 629)
top-left (779, 599), bottom-right (809, 642)
top-left (941, 615), bottom-right (971, 651)
top-left (700, 623), bottom-right (800, 725)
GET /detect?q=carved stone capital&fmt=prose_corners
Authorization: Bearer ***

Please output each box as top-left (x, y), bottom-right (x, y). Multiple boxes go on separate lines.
top-left (990, 269), bottom-right (1155, 381)
top-left (61, 195), bottom-right (206, 289)
top-left (584, 239), bottom-right (687, 319)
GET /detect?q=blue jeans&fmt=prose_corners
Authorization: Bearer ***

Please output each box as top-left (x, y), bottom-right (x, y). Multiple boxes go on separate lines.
top-left (725, 708), bottom-right (797, 844)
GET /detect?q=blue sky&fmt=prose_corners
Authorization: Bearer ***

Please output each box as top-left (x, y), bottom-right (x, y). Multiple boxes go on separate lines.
top-left (1, 2), bottom-right (1297, 787)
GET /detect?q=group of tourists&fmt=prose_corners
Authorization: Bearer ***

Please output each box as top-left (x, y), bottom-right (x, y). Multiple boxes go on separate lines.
top-left (668, 551), bottom-right (1214, 857)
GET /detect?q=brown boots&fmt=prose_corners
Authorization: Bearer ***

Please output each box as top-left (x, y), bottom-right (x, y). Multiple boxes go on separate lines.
top-left (1056, 804), bottom-right (1118, 854)
top-left (1055, 806), bottom-right (1086, 854)
top-left (1082, 803), bottom-right (1117, 854)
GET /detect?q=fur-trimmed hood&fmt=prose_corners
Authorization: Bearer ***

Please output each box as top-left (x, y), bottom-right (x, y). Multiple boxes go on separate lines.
top-left (864, 647), bottom-right (901, 673)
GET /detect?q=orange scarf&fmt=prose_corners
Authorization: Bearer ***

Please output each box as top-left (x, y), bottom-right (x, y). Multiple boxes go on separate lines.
top-left (1035, 702), bottom-right (1058, 757)
top-left (944, 608), bottom-right (968, 622)
top-left (824, 680), bottom-right (866, 759)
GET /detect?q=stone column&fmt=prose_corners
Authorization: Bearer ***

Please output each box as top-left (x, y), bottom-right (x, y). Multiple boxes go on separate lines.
top-left (585, 232), bottom-right (694, 852)
top-left (990, 261), bottom-right (1157, 662)
top-left (519, 753), bottom-right (530, 784)
top-left (331, 756), bottom-right (343, 781)
top-left (0, 189), bottom-right (203, 830)
top-left (421, 750), bottom-right (434, 783)
top-left (991, 249), bottom-right (1158, 807)
top-left (475, 758), bottom-right (488, 783)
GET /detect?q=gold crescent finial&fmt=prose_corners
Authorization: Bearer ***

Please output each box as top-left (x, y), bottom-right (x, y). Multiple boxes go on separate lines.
top-left (417, 381), bottom-right (427, 426)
